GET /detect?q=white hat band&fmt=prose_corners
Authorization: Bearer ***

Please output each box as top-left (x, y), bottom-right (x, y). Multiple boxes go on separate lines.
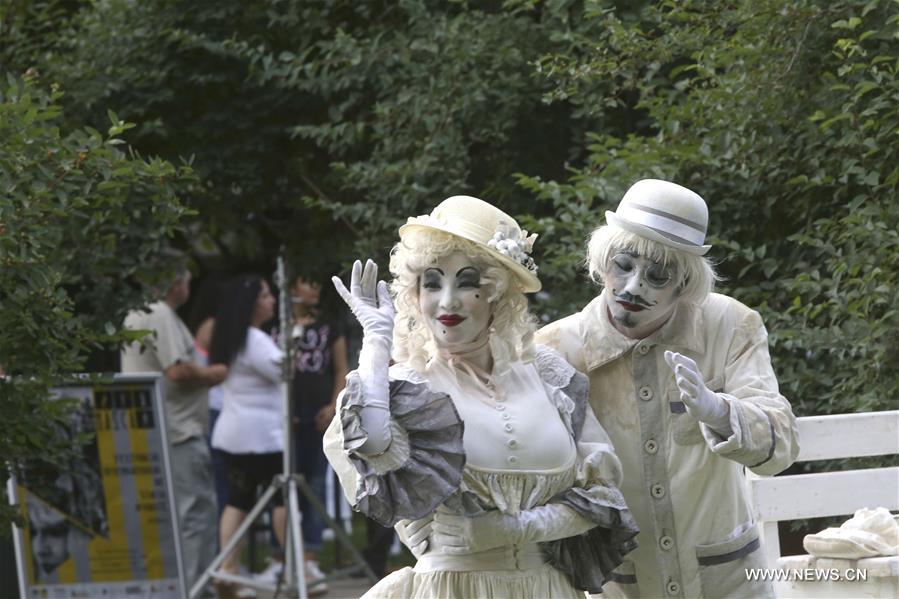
top-left (617, 203), bottom-right (706, 247)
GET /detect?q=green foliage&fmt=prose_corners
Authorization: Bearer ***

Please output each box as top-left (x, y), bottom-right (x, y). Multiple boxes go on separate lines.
top-left (13, 0), bottom-right (586, 273)
top-left (0, 0), bottom-right (88, 74)
top-left (521, 0), bottom-right (899, 418)
top-left (2, 2), bottom-right (895, 517)
top-left (0, 75), bottom-right (193, 530)
top-left (199, 0), bottom-right (586, 266)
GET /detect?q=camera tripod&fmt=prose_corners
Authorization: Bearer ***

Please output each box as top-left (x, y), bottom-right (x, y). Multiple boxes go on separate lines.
top-left (192, 471), bottom-right (375, 598)
top-left (191, 255), bottom-right (377, 598)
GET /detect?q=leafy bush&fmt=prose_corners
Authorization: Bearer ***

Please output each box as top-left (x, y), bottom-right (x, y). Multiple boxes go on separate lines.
top-left (519, 0), bottom-right (898, 419)
top-left (0, 75), bottom-right (193, 530)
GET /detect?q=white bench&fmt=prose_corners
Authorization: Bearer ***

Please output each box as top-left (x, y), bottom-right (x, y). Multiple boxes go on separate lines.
top-left (748, 410), bottom-right (899, 598)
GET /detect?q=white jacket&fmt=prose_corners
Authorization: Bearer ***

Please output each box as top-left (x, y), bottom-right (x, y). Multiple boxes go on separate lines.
top-left (536, 291), bottom-right (799, 598)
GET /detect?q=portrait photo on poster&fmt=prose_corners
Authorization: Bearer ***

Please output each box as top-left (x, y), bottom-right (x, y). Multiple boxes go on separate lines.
top-left (9, 375), bottom-right (186, 599)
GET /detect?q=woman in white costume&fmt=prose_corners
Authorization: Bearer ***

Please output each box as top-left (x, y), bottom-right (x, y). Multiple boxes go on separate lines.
top-left (324, 196), bottom-right (638, 598)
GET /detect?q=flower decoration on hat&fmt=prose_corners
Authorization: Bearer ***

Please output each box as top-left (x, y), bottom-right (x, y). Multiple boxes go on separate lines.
top-left (404, 211), bottom-right (448, 228)
top-left (487, 221), bottom-right (538, 274)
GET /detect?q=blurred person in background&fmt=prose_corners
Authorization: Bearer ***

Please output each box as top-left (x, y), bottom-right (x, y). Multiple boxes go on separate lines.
top-left (287, 272), bottom-right (348, 595)
top-left (209, 274), bottom-right (284, 599)
top-left (188, 273), bottom-right (229, 519)
top-left (121, 263), bottom-right (226, 595)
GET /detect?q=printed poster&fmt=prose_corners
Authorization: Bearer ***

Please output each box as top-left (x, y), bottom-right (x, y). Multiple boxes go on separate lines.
top-left (10, 375), bottom-right (185, 598)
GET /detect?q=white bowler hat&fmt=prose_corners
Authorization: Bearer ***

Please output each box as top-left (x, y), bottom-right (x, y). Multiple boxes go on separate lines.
top-left (398, 195), bottom-right (542, 293)
top-left (606, 179), bottom-right (711, 255)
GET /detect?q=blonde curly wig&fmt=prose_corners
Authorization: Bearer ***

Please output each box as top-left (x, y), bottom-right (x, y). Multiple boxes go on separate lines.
top-left (389, 229), bottom-right (537, 374)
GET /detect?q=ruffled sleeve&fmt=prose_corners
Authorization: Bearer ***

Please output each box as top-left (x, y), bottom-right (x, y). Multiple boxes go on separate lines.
top-left (322, 364), bottom-right (466, 527)
top-left (533, 345), bottom-right (640, 593)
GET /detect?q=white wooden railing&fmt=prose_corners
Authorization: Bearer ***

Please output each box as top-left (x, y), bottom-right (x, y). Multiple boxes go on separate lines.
top-left (747, 410), bottom-right (899, 598)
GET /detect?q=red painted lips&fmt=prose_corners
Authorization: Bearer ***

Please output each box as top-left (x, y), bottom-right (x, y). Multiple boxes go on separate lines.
top-left (437, 315), bottom-right (466, 327)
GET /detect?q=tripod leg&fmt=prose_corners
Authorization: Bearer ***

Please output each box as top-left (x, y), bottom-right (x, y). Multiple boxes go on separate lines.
top-left (191, 481), bottom-right (281, 599)
top-left (287, 477), bottom-right (307, 599)
top-left (295, 475), bottom-right (379, 584)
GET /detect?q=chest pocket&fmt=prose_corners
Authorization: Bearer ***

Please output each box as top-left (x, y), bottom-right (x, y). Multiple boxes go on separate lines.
top-left (667, 375), bottom-right (724, 445)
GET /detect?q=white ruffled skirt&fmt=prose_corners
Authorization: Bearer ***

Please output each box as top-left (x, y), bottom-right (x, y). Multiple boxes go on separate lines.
top-left (364, 563), bottom-right (585, 599)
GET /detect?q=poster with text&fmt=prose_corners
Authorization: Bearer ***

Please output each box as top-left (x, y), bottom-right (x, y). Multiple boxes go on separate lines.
top-left (10, 375), bottom-right (185, 598)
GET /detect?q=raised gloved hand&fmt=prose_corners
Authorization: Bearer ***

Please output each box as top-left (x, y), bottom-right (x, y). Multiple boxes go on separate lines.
top-left (431, 505), bottom-right (593, 555)
top-left (332, 259), bottom-right (395, 346)
top-left (333, 259), bottom-right (396, 454)
top-left (396, 514), bottom-right (434, 558)
top-left (664, 350), bottom-right (732, 436)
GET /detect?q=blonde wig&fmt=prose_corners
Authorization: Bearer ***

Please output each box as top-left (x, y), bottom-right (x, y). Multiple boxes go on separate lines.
top-left (389, 228), bottom-right (537, 374)
top-left (586, 225), bottom-right (719, 306)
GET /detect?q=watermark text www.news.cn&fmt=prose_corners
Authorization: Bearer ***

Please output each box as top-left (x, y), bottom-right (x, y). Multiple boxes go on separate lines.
top-left (745, 568), bottom-right (868, 582)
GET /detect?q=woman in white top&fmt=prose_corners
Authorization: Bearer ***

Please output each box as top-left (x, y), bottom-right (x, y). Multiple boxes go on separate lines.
top-left (324, 196), bottom-right (639, 598)
top-left (209, 274), bottom-right (284, 585)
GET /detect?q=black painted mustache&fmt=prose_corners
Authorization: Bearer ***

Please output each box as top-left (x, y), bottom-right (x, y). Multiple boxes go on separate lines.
top-left (614, 291), bottom-right (656, 308)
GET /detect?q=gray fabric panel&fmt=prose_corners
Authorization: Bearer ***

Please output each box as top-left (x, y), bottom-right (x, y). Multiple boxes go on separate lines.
top-left (341, 374), bottom-right (466, 527)
top-left (696, 537), bottom-right (760, 566)
top-left (748, 415), bottom-right (777, 469)
top-left (539, 482), bottom-right (639, 593)
top-left (634, 342), bottom-right (686, 598)
top-left (669, 401), bottom-right (687, 414)
top-left (540, 519), bottom-right (639, 593)
top-left (564, 370), bottom-right (589, 440)
top-left (533, 344), bottom-right (589, 439)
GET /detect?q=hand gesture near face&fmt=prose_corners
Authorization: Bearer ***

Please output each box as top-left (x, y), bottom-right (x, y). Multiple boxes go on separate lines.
top-left (332, 259), bottom-right (395, 345)
top-left (331, 259), bottom-right (394, 454)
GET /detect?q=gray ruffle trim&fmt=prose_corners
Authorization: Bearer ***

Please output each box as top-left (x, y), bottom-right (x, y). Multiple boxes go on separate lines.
top-left (540, 485), bottom-right (640, 594)
top-left (341, 373), bottom-right (466, 527)
top-left (562, 370), bottom-right (589, 439)
top-left (533, 344), bottom-right (638, 591)
top-left (534, 345), bottom-right (588, 439)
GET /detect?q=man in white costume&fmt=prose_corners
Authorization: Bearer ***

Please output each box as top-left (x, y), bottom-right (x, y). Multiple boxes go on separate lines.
top-left (537, 179), bottom-right (799, 598)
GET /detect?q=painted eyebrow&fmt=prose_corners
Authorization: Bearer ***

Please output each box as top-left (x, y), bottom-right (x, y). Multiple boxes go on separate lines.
top-left (423, 267), bottom-right (445, 276)
top-left (455, 266), bottom-right (479, 277)
top-left (616, 251), bottom-right (666, 267)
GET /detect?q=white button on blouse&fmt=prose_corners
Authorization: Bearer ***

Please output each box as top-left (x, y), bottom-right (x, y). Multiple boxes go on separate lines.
top-left (426, 358), bottom-right (575, 471)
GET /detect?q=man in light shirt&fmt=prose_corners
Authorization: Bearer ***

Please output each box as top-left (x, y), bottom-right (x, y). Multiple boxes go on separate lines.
top-left (121, 265), bottom-right (227, 594)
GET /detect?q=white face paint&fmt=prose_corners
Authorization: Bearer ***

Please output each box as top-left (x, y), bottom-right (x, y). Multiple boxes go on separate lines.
top-left (418, 252), bottom-right (492, 349)
top-left (603, 251), bottom-right (679, 339)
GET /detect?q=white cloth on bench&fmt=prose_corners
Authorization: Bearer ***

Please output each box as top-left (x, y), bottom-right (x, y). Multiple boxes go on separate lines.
top-left (803, 507), bottom-right (899, 559)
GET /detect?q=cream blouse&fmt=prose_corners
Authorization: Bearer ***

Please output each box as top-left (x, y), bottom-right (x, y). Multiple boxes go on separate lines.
top-left (424, 357), bottom-right (575, 472)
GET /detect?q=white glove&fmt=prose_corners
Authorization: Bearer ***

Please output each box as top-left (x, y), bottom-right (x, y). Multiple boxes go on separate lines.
top-left (396, 514), bottom-right (434, 558)
top-left (664, 350), bottom-right (732, 436)
top-left (332, 259), bottom-right (396, 454)
top-left (431, 505), bottom-right (594, 555)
